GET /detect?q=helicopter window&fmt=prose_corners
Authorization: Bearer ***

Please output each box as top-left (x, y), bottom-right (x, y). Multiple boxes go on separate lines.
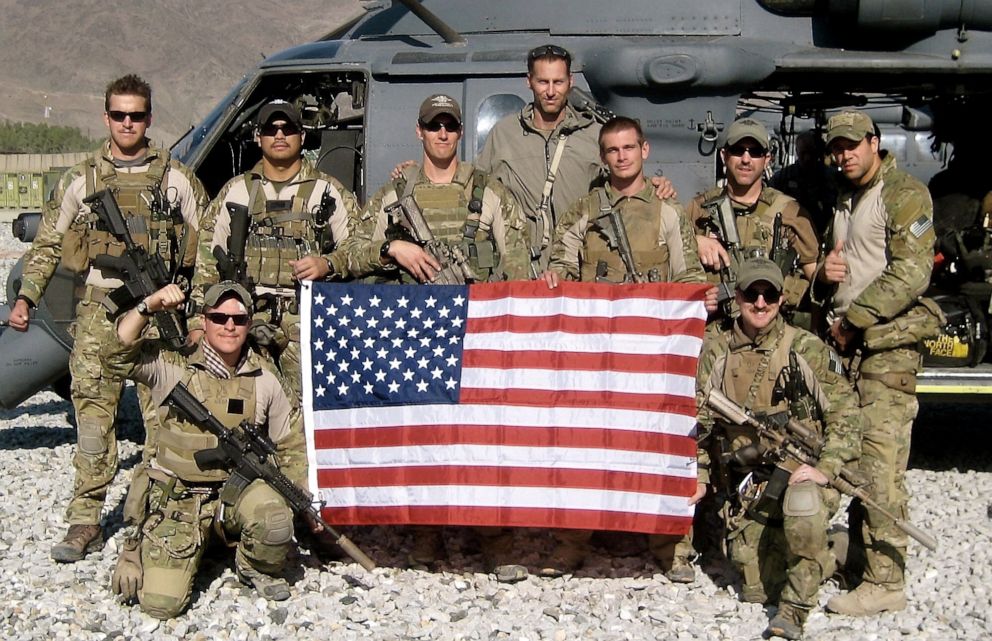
top-left (476, 94), bottom-right (526, 153)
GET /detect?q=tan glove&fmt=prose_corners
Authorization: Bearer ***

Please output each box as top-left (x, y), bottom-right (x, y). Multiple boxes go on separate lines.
top-left (111, 538), bottom-right (143, 602)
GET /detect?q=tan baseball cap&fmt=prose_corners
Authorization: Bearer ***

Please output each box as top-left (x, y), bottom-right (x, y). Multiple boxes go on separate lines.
top-left (737, 258), bottom-right (784, 292)
top-left (418, 94), bottom-right (462, 125)
top-left (724, 117), bottom-right (770, 148)
top-left (825, 110), bottom-right (875, 145)
top-left (203, 281), bottom-right (252, 312)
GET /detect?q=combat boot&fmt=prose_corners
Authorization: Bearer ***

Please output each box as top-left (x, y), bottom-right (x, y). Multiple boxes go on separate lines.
top-left (408, 526), bottom-right (444, 568)
top-left (538, 541), bottom-right (588, 577)
top-left (478, 528), bottom-right (528, 584)
top-left (237, 565), bottom-right (290, 601)
top-left (765, 603), bottom-right (807, 640)
top-left (51, 524), bottom-right (104, 563)
top-left (826, 582), bottom-right (906, 616)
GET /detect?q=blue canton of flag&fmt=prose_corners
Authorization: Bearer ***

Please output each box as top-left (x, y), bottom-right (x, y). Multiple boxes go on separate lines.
top-left (308, 282), bottom-right (468, 410)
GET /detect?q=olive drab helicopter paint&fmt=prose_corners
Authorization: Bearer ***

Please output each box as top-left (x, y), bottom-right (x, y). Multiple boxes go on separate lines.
top-left (3, 0), bottom-right (992, 408)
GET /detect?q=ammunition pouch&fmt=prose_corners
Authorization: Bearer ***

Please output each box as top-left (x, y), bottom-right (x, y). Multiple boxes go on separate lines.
top-left (858, 370), bottom-right (917, 394)
top-left (862, 297), bottom-right (945, 351)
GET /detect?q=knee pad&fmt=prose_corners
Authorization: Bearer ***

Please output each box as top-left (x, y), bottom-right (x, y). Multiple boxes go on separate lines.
top-left (76, 417), bottom-right (109, 456)
top-left (783, 481), bottom-right (822, 518)
top-left (260, 503), bottom-right (294, 546)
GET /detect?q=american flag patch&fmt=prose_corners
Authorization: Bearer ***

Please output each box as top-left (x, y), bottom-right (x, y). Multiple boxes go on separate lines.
top-left (909, 215), bottom-right (932, 238)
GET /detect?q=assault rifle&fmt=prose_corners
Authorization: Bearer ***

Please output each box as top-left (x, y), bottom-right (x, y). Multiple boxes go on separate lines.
top-left (595, 207), bottom-right (654, 283)
top-left (166, 382), bottom-right (376, 571)
top-left (213, 202), bottom-right (253, 291)
top-left (706, 388), bottom-right (937, 551)
top-left (314, 188), bottom-right (337, 254)
top-left (384, 195), bottom-right (477, 284)
top-left (84, 189), bottom-right (187, 350)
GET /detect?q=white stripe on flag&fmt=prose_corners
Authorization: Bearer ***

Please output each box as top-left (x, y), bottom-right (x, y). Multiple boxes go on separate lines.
top-left (460, 367), bottom-right (697, 396)
top-left (469, 295), bottom-right (707, 321)
top-left (463, 331), bottom-right (702, 356)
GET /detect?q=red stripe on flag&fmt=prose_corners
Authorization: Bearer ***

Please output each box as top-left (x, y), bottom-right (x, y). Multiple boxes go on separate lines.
top-left (462, 349), bottom-right (699, 376)
top-left (313, 424), bottom-right (697, 456)
top-left (320, 504), bottom-right (693, 535)
top-left (465, 314), bottom-right (705, 338)
top-left (458, 388), bottom-right (698, 415)
top-left (316, 465), bottom-right (697, 495)
top-left (468, 280), bottom-right (710, 303)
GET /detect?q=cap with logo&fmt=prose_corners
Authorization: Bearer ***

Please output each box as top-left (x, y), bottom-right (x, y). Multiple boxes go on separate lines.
top-left (257, 100), bottom-right (303, 128)
top-left (418, 94), bottom-right (462, 125)
top-left (203, 281), bottom-right (253, 312)
top-left (724, 117), bottom-right (770, 148)
top-left (737, 257), bottom-right (784, 292)
top-left (825, 110), bottom-right (875, 145)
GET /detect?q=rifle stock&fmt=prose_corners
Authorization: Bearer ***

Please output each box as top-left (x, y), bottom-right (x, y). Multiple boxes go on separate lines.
top-left (706, 388), bottom-right (938, 551)
top-left (166, 382), bottom-right (376, 570)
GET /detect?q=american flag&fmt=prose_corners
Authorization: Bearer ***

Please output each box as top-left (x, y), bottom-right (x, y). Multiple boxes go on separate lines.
top-left (300, 280), bottom-right (707, 535)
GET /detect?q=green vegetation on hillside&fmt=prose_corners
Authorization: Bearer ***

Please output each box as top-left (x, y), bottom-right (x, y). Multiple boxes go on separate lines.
top-left (0, 121), bottom-right (98, 153)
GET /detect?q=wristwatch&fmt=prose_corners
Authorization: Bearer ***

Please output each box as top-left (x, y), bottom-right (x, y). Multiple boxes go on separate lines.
top-left (839, 317), bottom-right (855, 332)
top-left (135, 300), bottom-right (153, 317)
top-left (379, 240), bottom-right (393, 263)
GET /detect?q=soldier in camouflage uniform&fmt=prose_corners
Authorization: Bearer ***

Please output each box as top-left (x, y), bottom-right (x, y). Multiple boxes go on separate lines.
top-left (815, 111), bottom-right (935, 617)
top-left (8, 75), bottom-right (207, 563)
top-left (103, 281), bottom-right (310, 618)
top-left (697, 258), bottom-right (860, 639)
top-left (542, 116), bottom-right (713, 580)
top-left (688, 118), bottom-right (819, 314)
top-left (191, 100), bottom-right (360, 399)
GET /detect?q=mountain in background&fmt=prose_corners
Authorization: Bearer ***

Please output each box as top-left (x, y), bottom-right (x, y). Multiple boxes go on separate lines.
top-left (0, 0), bottom-right (363, 147)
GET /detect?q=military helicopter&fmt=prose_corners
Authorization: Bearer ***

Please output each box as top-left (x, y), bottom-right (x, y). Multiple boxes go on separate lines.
top-left (3, 0), bottom-right (992, 408)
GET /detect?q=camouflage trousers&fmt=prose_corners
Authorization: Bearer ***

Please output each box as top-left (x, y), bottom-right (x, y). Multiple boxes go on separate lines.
top-left (648, 532), bottom-right (696, 571)
top-left (137, 477), bottom-right (294, 619)
top-left (727, 481), bottom-right (840, 609)
top-left (251, 306), bottom-right (302, 401)
top-left (67, 298), bottom-right (159, 525)
top-left (851, 349), bottom-right (919, 589)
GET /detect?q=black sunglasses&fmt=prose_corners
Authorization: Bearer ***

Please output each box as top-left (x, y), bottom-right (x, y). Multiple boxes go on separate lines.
top-left (529, 44), bottom-right (571, 61)
top-left (205, 312), bottom-right (251, 326)
top-left (741, 287), bottom-right (782, 304)
top-left (726, 144), bottom-right (768, 158)
top-left (259, 121), bottom-right (301, 137)
top-left (107, 110), bottom-right (148, 123)
top-left (420, 119), bottom-right (461, 133)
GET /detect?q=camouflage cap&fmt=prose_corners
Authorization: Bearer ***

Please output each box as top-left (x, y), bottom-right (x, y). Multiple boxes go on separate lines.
top-left (724, 117), bottom-right (769, 148)
top-left (825, 110), bottom-right (875, 145)
top-left (418, 94), bottom-right (462, 125)
top-left (257, 99), bottom-right (303, 128)
top-left (737, 258), bottom-right (784, 292)
top-left (203, 281), bottom-right (252, 312)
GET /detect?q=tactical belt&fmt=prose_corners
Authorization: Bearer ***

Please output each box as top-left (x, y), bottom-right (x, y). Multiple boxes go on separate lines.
top-left (859, 370), bottom-right (917, 394)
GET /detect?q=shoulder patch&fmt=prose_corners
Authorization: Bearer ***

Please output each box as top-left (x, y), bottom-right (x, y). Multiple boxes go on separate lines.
top-left (909, 215), bottom-right (933, 239)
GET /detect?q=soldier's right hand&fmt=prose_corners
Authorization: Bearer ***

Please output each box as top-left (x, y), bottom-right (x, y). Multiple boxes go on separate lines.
top-left (387, 240), bottom-right (441, 283)
top-left (696, 235), bottom-right (730, 270)
top-left (389, 160), bottom-right (417, 180)
top-left (146, 284), bottom-right (186, 313)
top-left (541, 270), bottom-right (561, 289)
top-left (8, 299), bottom-right (31, 332)
top-left (821, 239), bottom-right (848, 284)
top-left (111, 539), bottom-right (143, 602)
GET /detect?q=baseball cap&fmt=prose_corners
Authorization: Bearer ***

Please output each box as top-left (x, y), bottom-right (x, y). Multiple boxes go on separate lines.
top-left (203, 281), bottom-right (252, 312)
top-left (737, 258), bottom-right (784, 292)
top-left (418, 94), bottom-right (462, 125)
top-left (257, 100), bottom-right (303, 128)
top-left (825, 110), bottom-right (875, 145)
top-left (724, 117), bottom-right (770, 148)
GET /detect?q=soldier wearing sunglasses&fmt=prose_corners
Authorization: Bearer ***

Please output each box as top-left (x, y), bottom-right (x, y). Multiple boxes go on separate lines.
top-left (687, 118), bottom-right (819, 317)
top-left (104, 281), bottom-right (313, 618)
top-left (9, 74), bottom-right (208, 564)
top-left (192, 99), bottom-right (360, 399)
top-left (695, 258), bottom-right (860, 640)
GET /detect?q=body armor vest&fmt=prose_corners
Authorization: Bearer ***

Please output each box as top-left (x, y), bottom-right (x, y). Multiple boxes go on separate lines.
top-left (702, 187), bottom-right (794, 270)
top-left (77, 153), bottom-right (182, 271)
top-left (580, 190), bottom-right (669, 282)
top-left (155, 368), bottom-right (257, 483)
top-left (243, 175), bottom-right (320, 288)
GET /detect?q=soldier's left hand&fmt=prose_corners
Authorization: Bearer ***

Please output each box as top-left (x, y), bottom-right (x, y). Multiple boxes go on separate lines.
top-left (703, 286), bottom-right (719, 314)
top-left (303, 510), bottom-right (325, 534)
top-left (789, 464), bottom-right (828, 486)
top-left (290, 256), bottom-right (332, 281)
top-left (689, 482), bottom-right (707, 505)
top-left (650, 175), bottom-right (677, 200)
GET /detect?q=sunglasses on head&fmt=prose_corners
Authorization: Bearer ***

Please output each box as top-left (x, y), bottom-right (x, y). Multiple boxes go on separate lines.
top-left (726, 144), bottom-right (768, 158)
top-left (529, 44), bottom-right (571, 61)
top-left (421, 119), bottom-right (461, 132)
top-left (741, 286), bottom-right (782, 304)
top-left (259, 121), bottom-right (301, 137)
top-left (205, 312), bottom-right (251, 326)
top-left (107, 110), bottom-right (148, 123)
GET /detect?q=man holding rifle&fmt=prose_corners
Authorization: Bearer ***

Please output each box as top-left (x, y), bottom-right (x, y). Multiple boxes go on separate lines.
top-left (8, 74), bottom-right (207, 563)
top-left (695, 258), bottom-right (861, 639)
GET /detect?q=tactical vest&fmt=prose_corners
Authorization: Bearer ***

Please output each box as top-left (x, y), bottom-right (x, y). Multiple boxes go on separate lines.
top-left (155, 367), bottom-right (257, 483)
top-left (242, 175), bottom-right (321, 288)
top-left (391, 170), bottom-right (501, 281)
top-left (580, 190), bottom-right (669, 282)
top-left (65, 152), bottom-right (182, 273)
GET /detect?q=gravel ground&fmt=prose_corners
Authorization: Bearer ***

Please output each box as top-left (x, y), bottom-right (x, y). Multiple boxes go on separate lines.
top-left (1, 225), bottom-right (991, 641)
